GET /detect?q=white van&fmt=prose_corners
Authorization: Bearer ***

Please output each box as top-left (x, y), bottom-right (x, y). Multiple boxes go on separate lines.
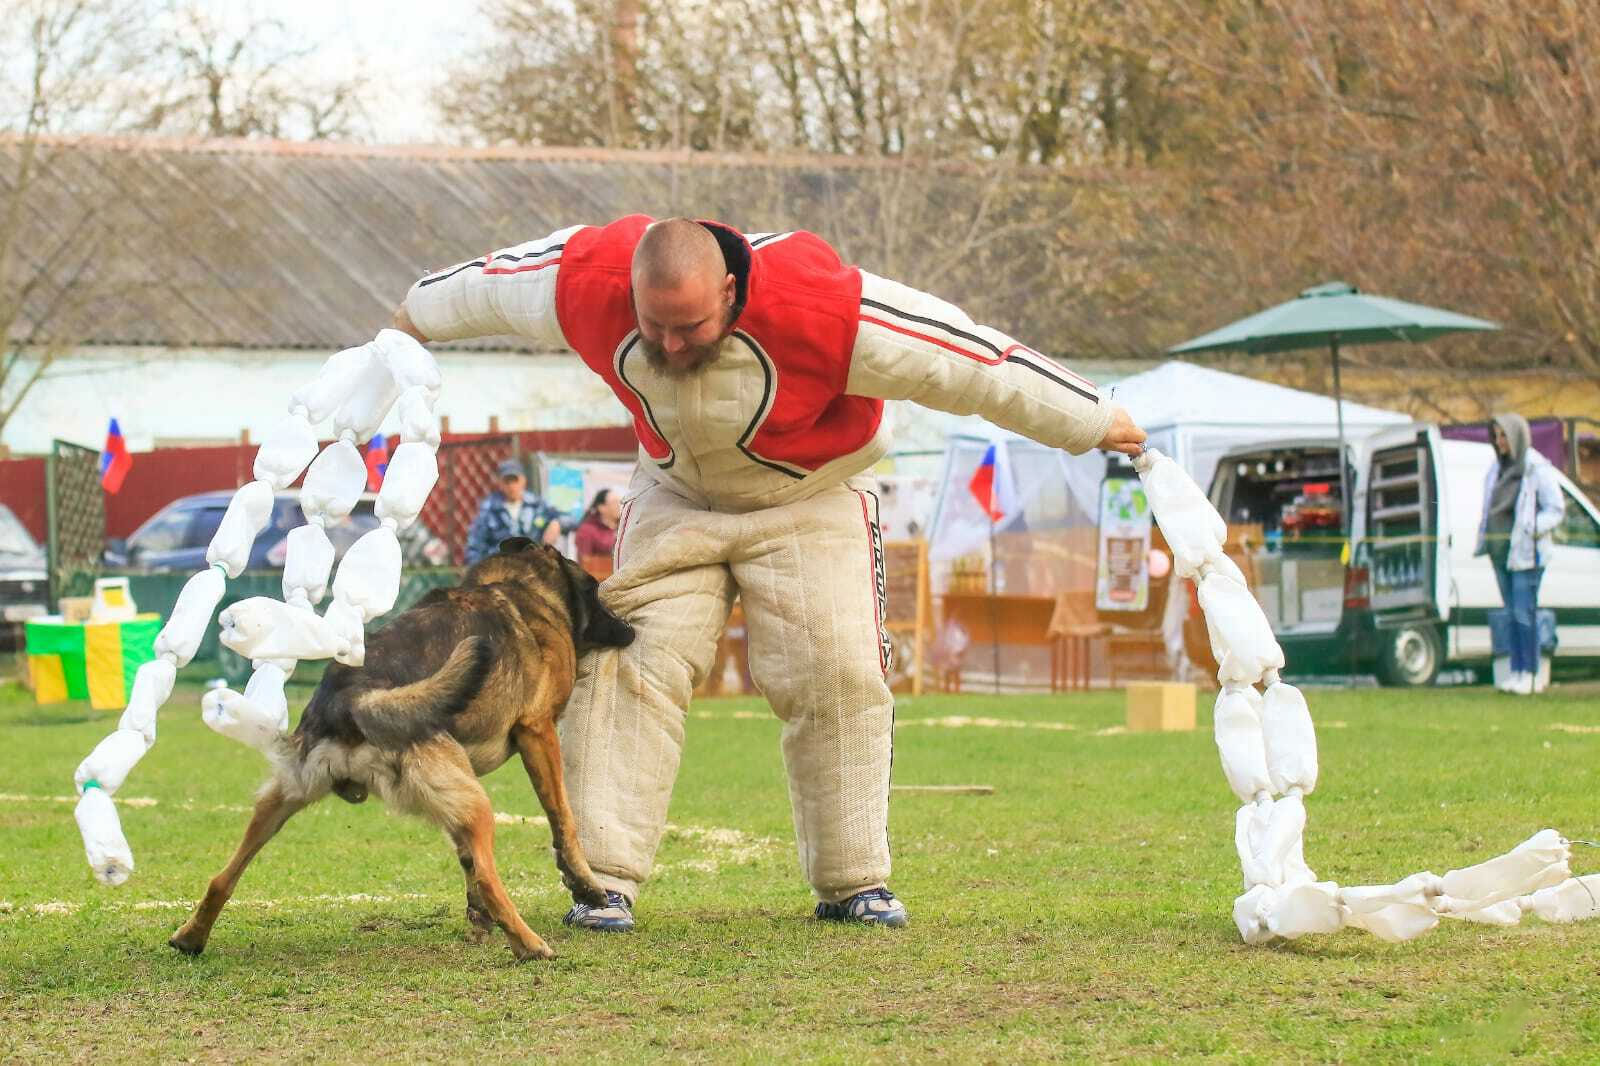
top-left (1185, 425), bottom-right (1600, 685)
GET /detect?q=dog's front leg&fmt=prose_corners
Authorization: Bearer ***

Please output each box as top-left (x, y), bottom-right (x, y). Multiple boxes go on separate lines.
top-left (513, 721), bottom-right (608, 907)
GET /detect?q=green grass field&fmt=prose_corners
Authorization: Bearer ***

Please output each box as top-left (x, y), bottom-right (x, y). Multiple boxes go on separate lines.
top-left (4, 676), bottom-right (1599, 1063)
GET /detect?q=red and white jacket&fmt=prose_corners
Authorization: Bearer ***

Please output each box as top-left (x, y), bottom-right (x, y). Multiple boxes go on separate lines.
top-left (404, 215), bottom-right (1112, 512)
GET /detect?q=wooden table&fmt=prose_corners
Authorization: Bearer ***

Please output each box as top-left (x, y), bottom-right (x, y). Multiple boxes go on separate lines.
top-left (938, 594), bottom-right (1058, 692)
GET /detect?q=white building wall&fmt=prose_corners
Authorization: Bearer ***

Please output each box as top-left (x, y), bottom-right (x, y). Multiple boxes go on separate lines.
top-left (3, 345), bottom-right (631, 454)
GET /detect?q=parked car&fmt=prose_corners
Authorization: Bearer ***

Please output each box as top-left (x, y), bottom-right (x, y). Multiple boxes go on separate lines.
top-left (0, 503), bottom-right (49, 649)
top-left (105, 491), bottom-right (450, 573)
top-left (1185, 425), bottom-right (1600, 686)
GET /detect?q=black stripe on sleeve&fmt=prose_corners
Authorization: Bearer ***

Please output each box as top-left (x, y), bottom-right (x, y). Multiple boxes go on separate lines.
top-left (490, 242), bottom-right (566, 265)
top-left (1005, 353), bottom-right (1099, 403)
top-left (750, 231), bottom-right (790, 248)
top-left (417, 259), bottom-right (486, 288)
top-left (860, 297), bottom-right (1004, 359)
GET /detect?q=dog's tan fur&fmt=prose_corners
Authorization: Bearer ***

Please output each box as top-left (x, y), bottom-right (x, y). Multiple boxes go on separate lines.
top-left (169, 539), bottom-right (634, 962)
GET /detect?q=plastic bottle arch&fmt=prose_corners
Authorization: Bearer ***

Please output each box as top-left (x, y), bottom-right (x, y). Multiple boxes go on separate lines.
top-left (72, 329), bottom-right (443, 884)
top-left (70, 334), bottom-right (1598, 941)
top-left (1131, 447), bottom-right (1599, 941)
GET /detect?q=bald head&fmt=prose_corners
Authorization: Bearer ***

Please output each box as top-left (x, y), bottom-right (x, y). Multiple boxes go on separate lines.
top-left (631, 218), bottom-right (737, 375)
top-left (631, 218), bottom-right (727, 289)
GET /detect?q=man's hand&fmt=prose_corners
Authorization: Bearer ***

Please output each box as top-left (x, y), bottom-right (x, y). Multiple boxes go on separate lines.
top-left (1098, 405), bottom-right (1147, 457)
top-left (542, 520), bottom-right (563, 547)
top-left (392, 305), bottom-right (429, 343)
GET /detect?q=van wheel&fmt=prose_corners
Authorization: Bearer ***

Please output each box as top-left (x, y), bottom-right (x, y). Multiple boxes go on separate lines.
top-left (1377, 624), bottom-right (1442, 687)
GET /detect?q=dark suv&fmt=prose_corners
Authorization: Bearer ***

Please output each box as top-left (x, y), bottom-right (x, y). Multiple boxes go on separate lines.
top-left (1, 503), bottom-right (49, 649)
top-left (106, 491), bottom-right (449, 573)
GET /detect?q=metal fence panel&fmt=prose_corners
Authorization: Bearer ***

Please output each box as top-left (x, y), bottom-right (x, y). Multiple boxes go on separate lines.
top-left (46, 440), bottom-right (104, 608)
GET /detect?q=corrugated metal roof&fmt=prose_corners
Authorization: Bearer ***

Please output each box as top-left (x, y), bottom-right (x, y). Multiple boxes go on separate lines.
top-left (0, 136), bottom-right (902, 352)
top-left (3, 134), bottom-right (1134, 356)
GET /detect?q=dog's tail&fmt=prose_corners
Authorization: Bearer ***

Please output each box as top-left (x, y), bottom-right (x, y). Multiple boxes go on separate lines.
top-left (347, 636), bottom-right (493, 750)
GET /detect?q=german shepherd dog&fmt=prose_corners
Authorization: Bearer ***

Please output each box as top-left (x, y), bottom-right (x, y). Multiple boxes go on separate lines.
top-left (168, 537), bottom-right (634, 962)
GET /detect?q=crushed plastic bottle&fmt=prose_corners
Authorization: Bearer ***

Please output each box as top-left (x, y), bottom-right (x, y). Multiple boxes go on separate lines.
top-left (1261, 680), bottom-right (1318, 796)
top-left (300, 439), bottom-right (367, 524)
top-left (154, 568), bottom-right (226, 667)
top-left (333, 360), bottom-right (400, 443)
top-left (395, 386), bottom-right (441, 450)
top-left (253, 408), bottom-right (320, 489)
top-left (331, 527), bottom-right (402, 620)
top-left (75, 787), bottom-right (134, 886)
top-left (1213, 687), bottom-right (1271, 803)
top-left (374, 442), bottom-right (439, 530)
top-left (1440, 829), bottom-right (1570, 907)
top-left (206, 479), bottom-right (275, 578)
top-left (219, 597), bottom-right (350, 661)
top-left (292, 343), bottom-right (376, 425)
top-left (282, 523), bottom-right (335, 606)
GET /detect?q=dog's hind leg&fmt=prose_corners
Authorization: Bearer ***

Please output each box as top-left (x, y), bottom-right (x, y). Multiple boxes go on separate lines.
top-left (414, 739), bottom-right (555, 961)
top-left (169, 781), bottom-right (306, 956)
top-left (513, 720), bottom-right (608, 908)
top-left (452, 832), bottom-right (496, 943)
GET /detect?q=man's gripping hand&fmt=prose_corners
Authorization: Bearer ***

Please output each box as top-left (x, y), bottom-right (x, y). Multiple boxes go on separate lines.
top-left (392, 305), bottom-right (429, 343)
top-left (1098, 405), bottom-right (1147, 457)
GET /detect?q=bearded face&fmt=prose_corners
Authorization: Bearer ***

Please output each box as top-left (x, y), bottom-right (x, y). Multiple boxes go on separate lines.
top-left (632, 266), bottom-right (738, 377)
top-left (637, 304), bottom-right (734, 377)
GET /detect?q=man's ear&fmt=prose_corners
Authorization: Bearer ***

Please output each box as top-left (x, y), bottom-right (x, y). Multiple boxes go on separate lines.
top-left (721, 272), bottom-right (736, 308)
top-left (498, 537), bottom-right (535, 554)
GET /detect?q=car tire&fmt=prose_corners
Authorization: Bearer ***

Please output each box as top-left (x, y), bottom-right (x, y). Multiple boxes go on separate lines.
top-left (1376, 623), bottom-right (1442, 687)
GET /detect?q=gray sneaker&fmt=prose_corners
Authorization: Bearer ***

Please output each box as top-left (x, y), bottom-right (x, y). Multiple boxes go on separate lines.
top-left (814, 887), bottom-right (908, 928)
top-left (563, 890), bottom-right (634, 932)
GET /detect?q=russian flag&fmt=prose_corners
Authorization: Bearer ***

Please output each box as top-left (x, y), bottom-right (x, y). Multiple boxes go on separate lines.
top-left (364, 434), bottom-right (390, 491)
top-left (967, 442), bottom-right (1014, 523)
top-left (99, 418), bottom-right (132, 494)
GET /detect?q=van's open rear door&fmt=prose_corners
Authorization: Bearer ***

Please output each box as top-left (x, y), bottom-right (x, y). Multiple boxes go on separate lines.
top-left (1364, 425), bottom-right (1450, 624)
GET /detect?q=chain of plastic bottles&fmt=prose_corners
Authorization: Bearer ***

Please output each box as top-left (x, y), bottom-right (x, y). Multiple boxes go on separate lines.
top-left (1133, 447), bottom-right (1599, 943)
top-left (71, 330), bottom-right (444, 886)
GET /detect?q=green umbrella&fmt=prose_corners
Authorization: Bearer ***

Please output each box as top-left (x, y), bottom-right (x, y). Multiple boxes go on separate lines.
top-left (1168, 281), bottom-right (1499, 533)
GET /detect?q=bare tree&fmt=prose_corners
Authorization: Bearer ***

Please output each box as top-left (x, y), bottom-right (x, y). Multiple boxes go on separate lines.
top-left (133, 4), bottom-right (370, 141)
top-left (0, 0), bottom-right (150, 447)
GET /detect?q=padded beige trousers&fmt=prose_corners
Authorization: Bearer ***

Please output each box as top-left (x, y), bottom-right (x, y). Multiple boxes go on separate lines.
top-left (558, 475), bottom-right (894, 904)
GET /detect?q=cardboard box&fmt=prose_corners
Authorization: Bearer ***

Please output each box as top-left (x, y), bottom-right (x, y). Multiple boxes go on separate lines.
top-left (1125, 682), bottom-right (1197, 732)
top-left (58, 597), bottom-right (93, 624)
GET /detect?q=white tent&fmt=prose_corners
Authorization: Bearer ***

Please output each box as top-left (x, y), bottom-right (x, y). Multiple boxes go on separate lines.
top-left (920, 363), bottom-right (1413, 682)
top-left (1113, 360), bottom-right (1410, 492)
top-left (926, 424), bottom-right (1100, 566)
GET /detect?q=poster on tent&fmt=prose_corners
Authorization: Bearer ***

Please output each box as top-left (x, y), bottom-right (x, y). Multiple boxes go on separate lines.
top-left (536, 455), bottom-right (637, 526)
top-left (1096, 477), bottom-right (1150, 612)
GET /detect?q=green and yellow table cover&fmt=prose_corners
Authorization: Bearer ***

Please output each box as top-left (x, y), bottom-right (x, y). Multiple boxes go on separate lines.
top-left (26, 614), bottom-right (161, 710)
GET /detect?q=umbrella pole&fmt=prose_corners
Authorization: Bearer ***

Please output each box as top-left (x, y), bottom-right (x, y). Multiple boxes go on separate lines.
top-left (1331, 333), bottom-right (1357, 683)
top-left (1330, 334), bottom-right (1350, 540)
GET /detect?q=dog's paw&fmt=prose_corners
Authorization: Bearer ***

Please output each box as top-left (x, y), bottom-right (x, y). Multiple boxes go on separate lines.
top-left (168, 930), bottom-right (206, 956)
top-left (510, 939), bottom-right (557, 962)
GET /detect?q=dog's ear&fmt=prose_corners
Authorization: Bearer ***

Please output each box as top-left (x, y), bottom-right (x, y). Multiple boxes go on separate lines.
top-left (554, 551), bottom-right (591, 637)
top-left (498, 537), bottom-right (535, 554)
top-left (554, 553), bottom-right (635, 650)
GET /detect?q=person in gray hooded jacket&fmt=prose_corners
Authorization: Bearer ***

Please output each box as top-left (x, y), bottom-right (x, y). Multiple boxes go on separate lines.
top-left (1475, 413), bottom-right (1564, 694)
